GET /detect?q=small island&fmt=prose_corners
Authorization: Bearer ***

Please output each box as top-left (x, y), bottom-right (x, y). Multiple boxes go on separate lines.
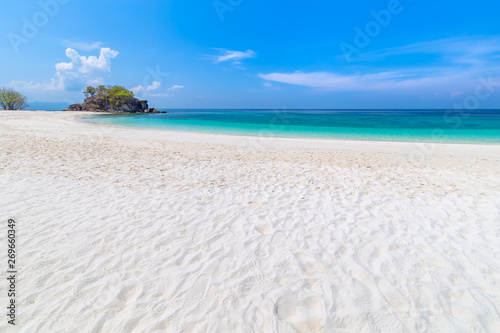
top-left (65, 85), bottom-right (164, 113)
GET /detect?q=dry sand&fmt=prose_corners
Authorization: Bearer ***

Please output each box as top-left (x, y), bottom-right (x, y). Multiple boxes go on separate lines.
top-left (0, 111), bottom-right (499, 332)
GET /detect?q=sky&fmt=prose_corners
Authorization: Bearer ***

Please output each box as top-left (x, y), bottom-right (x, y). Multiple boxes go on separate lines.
top-left (1, 0), bottom-right (500, 109)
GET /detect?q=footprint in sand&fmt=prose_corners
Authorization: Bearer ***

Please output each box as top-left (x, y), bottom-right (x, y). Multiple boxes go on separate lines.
top-left (183, 274), bottom-right (211, 301)
top-left (353, 240), bottom-right (383, 276)
top-left (375, 278), bottom-right (410, 313)
top-left (88, 272), bottom-right (130, 311)
top-left (295, 251), bottom-right (326, 276)
top-left (256, 223), bottom-right (273, 235)
top-left (276, 295), bottom-right (332, 333)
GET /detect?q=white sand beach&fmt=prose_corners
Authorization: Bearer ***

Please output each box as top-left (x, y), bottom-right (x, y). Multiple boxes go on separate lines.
top-left (1, 111), bottom-right (500, 332)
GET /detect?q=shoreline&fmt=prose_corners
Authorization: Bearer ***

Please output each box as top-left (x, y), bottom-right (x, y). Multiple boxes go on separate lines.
top-left (83, 110), bottom-right (500, 149)
top-left (5, 110), bottom-right (500, 149)
top-left (31, 110), bottom-right (500, 156)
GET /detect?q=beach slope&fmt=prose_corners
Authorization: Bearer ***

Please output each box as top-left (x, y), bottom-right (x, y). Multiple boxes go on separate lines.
top-left (0, 111), bottom-right (499, 332)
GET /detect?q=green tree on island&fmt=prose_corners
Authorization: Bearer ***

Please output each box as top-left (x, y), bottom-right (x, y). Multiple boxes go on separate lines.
top-left (0, 88), bottom-right (28, 110)
top-left (107, 85), bottom-right (135, 109)
top-left (96, 85), bottom-right (108, 96)
top-left (78, 85), bottom-right (138, 111)
top-left (83, 85), bottom-right (134, 99)
top-left (83, 86), bottom-right (97, 98)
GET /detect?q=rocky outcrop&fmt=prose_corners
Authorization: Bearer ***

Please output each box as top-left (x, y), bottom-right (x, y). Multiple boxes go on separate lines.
top-left (65, 95), bottom-right (160, 113)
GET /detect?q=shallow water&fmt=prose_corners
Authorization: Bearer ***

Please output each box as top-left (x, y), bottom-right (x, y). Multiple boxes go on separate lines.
top-left (85, 109), bottom-right (500, 143)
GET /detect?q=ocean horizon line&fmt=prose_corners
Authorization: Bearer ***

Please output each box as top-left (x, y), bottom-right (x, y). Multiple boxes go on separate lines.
top-left (25, 107), bottom-right (500, 112)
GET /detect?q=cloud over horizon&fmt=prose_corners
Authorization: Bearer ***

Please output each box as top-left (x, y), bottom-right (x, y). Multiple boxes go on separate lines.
top-left (260, 38), bottom-right (500, 95)
top-left (131, 82), bottom-right (184, 98)
top-left (131, 81), bottom-right (162, 95)
top-left (167, 85), bottom-right (184, 91)
top-left (8, 47), bottom-right (119, 92)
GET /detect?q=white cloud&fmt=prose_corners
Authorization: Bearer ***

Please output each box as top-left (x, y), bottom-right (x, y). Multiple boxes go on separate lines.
top-left (55, 48), bottom-right (119, 90)
top-left (259, 69), bottom-right (500, 93)
top-left (45, 36), bottom-right (104, 51)
top-left (131, 81), bottom-right (162, 95)
top-left (167, 85), bottom-right (184, 91)
top-left (8, 47), bottom-right (119, 92)
top-left (148, 93), bottom-right (173, 97)
top-left (261, 37), bottom-right (500, 94)
top-left (259, 71), bottom-right (398, 91)
top-left (359, 37), bottom-right (500, 63)
top-left (59, 40), bottom-right (103, 51)
top-left (210, 48), bottom-right (256, 63)
top-left (132, 82), bottom-right (182, 97)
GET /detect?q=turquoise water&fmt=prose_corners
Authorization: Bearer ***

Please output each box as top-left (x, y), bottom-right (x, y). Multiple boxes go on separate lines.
top-left (85, 109), bottom-right (500, 144)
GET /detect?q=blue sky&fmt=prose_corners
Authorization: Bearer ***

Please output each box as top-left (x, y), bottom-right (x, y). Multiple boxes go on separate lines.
top-left (1, 0), bottom-right (500, 109)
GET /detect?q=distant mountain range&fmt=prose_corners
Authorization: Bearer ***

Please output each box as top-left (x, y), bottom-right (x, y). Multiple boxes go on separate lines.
top-left (28, 102), bottom-right (71, 111)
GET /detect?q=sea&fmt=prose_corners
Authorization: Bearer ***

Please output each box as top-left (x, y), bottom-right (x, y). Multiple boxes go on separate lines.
top-left (84, 109), bottom-right (500, 144)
